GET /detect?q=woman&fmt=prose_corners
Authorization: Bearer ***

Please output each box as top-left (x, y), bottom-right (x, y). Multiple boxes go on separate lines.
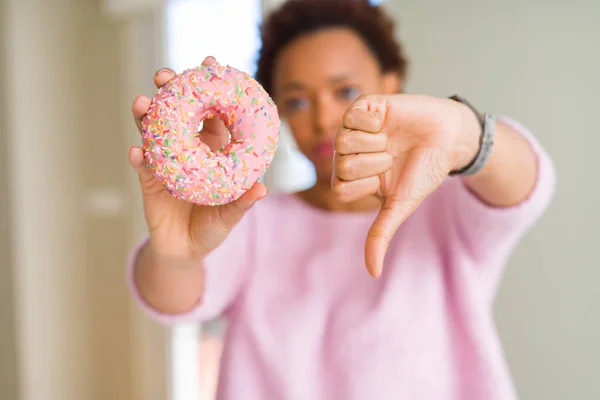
top-left (127, 0), bottom-right (555, 399)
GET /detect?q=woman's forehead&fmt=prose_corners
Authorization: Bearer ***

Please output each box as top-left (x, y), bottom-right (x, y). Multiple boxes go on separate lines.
top-left (273, 28), bottom-right (380, 91)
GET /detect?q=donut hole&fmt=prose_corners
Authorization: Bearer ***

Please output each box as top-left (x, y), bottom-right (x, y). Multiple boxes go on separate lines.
top-left (196, 115), bottom-right (232, 152)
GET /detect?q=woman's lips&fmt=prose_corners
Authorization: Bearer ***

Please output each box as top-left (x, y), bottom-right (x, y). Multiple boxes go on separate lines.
top-left (314, 141), bottom-right (334, 157)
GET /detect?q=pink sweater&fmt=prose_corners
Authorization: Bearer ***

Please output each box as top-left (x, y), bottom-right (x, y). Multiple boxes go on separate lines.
top-left (128, 118), bottom-right (555, 400)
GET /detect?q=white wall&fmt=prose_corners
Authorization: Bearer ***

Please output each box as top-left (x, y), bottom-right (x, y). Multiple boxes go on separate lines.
top-left (386, 1), bottom-right (599, 399)
top-left (1, 0), bottom-right (167, 399)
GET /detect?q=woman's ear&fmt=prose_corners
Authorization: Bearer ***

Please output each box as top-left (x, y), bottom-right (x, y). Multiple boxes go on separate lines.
top-left (382, 72), bottom-right (403, 94)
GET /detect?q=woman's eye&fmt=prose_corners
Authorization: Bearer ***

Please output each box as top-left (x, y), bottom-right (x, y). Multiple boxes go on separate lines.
top-left (285, 97), bottom-right (309, 112)
top-left (338, 86), bottom-right (360, 100)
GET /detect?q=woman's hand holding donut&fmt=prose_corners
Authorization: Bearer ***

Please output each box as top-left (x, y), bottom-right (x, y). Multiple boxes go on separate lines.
top-left (129, 56), bottom-right (270, 315)
top-left (332, 94), bottom-right (481, 278)
top-left (129, 57), bottom-right (268, 261)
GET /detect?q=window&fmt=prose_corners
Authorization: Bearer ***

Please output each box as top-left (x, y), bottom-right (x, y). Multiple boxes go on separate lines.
top-left (165, 3), bottom-right (263, 399)
top-left (166, 0), bottom-right (262, 76)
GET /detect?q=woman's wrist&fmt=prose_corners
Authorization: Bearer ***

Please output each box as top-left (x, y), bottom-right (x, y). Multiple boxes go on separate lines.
top-left (142, 240), bottom-right (207, 270)
top-left (134, 239), bottom-right (206, 316)
top-left (451, 100), bottom-right (484, 173)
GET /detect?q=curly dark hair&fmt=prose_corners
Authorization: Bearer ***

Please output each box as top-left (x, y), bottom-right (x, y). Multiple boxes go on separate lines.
top-left (256, 0), bottom-right (408, 95)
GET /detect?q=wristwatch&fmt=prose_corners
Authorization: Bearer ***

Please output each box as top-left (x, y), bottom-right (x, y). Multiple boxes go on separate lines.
top-left (447, 95), bottom-right (496, 176)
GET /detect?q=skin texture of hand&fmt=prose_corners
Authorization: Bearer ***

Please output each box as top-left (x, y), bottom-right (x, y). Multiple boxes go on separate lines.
top-left (332, 94), bottom-right (484, 278)
top-left (129, 56), bottom-right (268, 314)
top-left (130, 56), bottom-right (268, 261)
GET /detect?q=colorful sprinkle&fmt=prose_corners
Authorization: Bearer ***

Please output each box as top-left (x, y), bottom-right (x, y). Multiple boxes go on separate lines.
top-left (140, 64), bottom-right (280, 206)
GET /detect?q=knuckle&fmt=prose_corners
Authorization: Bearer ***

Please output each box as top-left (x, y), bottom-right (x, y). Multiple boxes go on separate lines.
top-left (137, 170), bottom-right (163, 197)
top-left (369, 229), bottom-right (392, 245)
top-left (140, 181), bottom-right (163, 198)
top-left (356, 94), bottom-right (371, 103)
top-left (334, 131), bottom-right (353, 154)
top-left (213, 208), bottom-right (236, 236)
top-left (345, 95), bottom-right (369, 120)
top-left (382, 152), bottom-right (394, 169)
top-left (332, 181), bottom-right (352, 202)
top-left (137, 170), bottom-right (153, 186)
top-left (336, 158), bottom-right (355, 180)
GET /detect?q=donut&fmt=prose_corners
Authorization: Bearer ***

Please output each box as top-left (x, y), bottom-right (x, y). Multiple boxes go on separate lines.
top-left (141, 64), bottom-right (280, 205)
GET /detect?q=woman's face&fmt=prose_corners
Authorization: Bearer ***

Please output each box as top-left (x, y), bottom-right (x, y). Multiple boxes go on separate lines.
top-left (273, 27), bottom-right (401, 183)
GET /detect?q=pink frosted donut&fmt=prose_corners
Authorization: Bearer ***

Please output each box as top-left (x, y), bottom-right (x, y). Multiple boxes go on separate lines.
top-left (141, 64), bottom-right (280, 205)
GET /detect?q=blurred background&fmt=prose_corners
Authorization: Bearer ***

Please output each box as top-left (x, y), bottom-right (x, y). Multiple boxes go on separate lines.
top-left (0, 0), bottom-right (599, 399)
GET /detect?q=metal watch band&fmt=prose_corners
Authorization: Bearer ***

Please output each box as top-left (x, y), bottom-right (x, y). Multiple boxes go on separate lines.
top-left (448, 95), bottom-right (496, 176)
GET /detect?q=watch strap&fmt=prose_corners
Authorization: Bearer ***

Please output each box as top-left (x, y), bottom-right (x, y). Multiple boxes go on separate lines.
top-left (448, 95), bottom-right (496, 176)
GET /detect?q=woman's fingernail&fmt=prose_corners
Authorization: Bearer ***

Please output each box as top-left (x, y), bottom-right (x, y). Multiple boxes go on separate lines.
top-left (155, 68), bottom-right (171, 77)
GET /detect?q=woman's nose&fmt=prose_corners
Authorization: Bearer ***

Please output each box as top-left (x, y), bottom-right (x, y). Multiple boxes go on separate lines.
top-left (314, 94), bottom-right (341, 138)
